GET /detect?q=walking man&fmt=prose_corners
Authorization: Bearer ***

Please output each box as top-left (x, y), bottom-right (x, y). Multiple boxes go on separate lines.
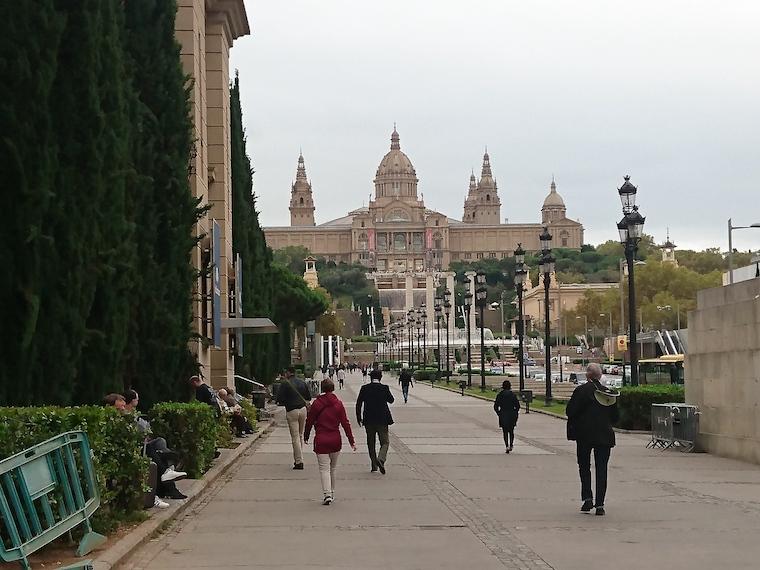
top-left (356, 362), bottom-right (394, 473)
top-left (337, 364), bottom-right (346, 390)
top-left (566, 363), bottom-right (619, 516)
top-left (398, 368), bottom-right (414, 403)
top-left (276, 366), bottom-right (312, 470)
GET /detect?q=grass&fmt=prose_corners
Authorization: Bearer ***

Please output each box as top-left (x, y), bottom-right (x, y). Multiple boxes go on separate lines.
top-left (429, 380), bottom-right (568, 416)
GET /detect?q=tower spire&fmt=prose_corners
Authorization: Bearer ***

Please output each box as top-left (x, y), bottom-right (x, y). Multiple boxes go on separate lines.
top-left (390, 124), bottom-right (400, 150)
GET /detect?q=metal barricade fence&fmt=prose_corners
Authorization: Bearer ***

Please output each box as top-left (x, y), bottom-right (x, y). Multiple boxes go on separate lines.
top-left (647, 404), bottom-right (700, 452)
top-left (0, 431), bottom-right (106, 569)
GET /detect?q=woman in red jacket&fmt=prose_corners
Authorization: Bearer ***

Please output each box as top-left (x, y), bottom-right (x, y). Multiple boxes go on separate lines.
top-left (304, 378), bottom-right (356, 505)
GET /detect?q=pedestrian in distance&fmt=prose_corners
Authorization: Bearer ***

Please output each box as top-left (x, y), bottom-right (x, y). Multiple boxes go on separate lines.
top-left (398, 368), bottom-right (414, 403)
top-left (566, 363), bottom-right (620, 516)
top-left (494, 380), bottom-right (520, 453)
top-left (328, 365), bottom-right (335, 380)
top-left (276, 366), bottom-right (312, 470)
top-left (304, 378), bottom-right (356, 505)
top-left (321, 364), bottom-right (329, 381)
top-left (337, 364), bottom-right (346, 390)
top-left (356, 362), bottom-right (394, 474)
top-left (361, 365), bottom-right (368, 383)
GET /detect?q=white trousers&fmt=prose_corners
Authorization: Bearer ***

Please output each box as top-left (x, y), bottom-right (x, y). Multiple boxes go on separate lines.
top-left (317, 452), bottom-right (340, 497)
top-left (286, 407), bottom-right (307, 464)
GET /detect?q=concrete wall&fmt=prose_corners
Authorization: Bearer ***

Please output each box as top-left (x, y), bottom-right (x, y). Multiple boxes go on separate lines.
top-left (686, 278), bottom-right (760, 464)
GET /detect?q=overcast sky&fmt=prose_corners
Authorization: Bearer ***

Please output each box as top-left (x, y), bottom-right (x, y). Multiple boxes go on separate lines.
top-left (230, 0), bottom-right (760, 252)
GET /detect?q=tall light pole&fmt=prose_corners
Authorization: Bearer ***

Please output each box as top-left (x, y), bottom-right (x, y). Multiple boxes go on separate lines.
top-left (600, 312), bottom-right (612, 359)
top-left (539, 227), bottom-right (555, 404)
top-left (421, 305), bottom-right (427, 367)
top-left (727, 219), bottom-right (760, 284)
top-left (415, 310), bottom-right (422, 369)
top-left (443, 288), bottom-right (452, 382)
top-left (617, 175), bottom-right (646, 387)
top-left (514, 243), bottom-right (527, 394)
top-left (575, 315), bottom-right (589, 347)
top-left (435, 297), bottom-right (442, 383)
top-left (406, 309), bottom-right (414, 369)
top-left (464, 284), bottom-right (473, 387)
top-left (475, 271), bottom-right (488, 393)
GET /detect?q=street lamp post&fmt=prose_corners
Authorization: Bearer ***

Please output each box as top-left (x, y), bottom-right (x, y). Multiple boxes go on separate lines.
top-left (421, 305), bottom-right (427, 367)
top-left (539, 226), bottom-right (555, 405)
top-left (617, 175), bottom-right (646, 387)
top-left (443, 288), bottom-right (452, 382)
top-left (727, 219), bottom-right (760, 284)
top-left (407, 309), bottom-right (414, 369)
top-left (514, 244), bottom-right (527, 394)
top-left (464, 284), bottom-right (473, 387)
top-left (415, 310), bottom-right (422, 369)
top-left (475, 271), bottom-right (488, 393)
top-left (435, 297), bottom-right (442, 383)
top-left (576, 315), bottom-right (589, 348)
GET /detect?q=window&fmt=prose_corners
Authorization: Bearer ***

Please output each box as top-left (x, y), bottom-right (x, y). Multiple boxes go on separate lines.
top-left (560, 230), bottom-right (569, 247)
top-left (501, 252), bottom-right (508, 258)
top-left (464, 252), bottom-right (472, 259)
top-left (394, 259), bottom-right (407, 271)
top-left (412, 232), bottom-right (423, 252)
top-left (394, 232), bottom-right (406, 251)
top-left (486, 194), bottom-right (490, 202)
top-left (435, 219), bottom-right (439, 226)
top-left (476, 253), bottom-right (484, 259)
top-left (488, 252), bottom-right (497, 258)
top-left (361, 221), bottom-right (365, 228)
top-left (377, 259), bottom-right (387, 271)
top-left (299, 197), bottom-right (304, 205)
top-left (358, 232), bottom-right (368, 251)
top-left (433, 232), bottom-right (443, 250)
top-left (387, 209), bottom-right (410, 222)
top-left (415, 259), bottom-right (424, 271)
top-left (377, 233), bottom-right (388, 252)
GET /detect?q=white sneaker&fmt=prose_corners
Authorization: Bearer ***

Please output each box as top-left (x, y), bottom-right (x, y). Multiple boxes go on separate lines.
top-left (161, 467), bottom-right (187, 483)
top-left (153, 497), bottom-right (170, 509)
top-left (322, 495), bottom-right (333, 505)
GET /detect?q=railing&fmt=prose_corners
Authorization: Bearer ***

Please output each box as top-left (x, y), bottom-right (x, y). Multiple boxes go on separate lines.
top-left (0, 431), bottom-right (106, 569)
top-left (647, 404), bottom-right (700, 452)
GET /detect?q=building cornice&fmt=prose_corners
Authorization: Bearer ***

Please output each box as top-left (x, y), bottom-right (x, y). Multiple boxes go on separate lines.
top-left (206, 0), bottom-right (250, 45)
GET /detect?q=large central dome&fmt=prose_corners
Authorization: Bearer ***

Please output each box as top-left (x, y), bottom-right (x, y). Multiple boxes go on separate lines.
top-left (374, 126), bottom-right (419, 200)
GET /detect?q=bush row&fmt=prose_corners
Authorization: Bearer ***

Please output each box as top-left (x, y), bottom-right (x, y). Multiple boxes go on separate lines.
top-left (616, 385), bottom-right (685, 430)
top-left (0, 399), bottom-right (252, 532)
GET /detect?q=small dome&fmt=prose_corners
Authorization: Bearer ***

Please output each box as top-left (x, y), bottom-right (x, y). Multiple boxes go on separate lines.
top-left (543, 179), bottom-right (565, 208)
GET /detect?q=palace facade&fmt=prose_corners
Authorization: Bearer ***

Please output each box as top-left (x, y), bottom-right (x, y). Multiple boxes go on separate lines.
top-left (264, 128), bottom-right (584, 270)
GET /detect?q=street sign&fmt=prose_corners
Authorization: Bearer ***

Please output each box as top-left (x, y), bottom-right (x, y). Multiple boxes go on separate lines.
top-left (617, 335), bottom-right (628, 351)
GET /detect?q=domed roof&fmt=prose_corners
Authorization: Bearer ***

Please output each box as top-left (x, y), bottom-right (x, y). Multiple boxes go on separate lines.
top-left (375, 127), bottom-right (417, 179)
top-left (542, 179), bottom-right (565, 208)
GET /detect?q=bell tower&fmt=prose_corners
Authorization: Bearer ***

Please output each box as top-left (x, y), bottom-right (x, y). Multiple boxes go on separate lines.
top-left (289, 152), bottom-right (315, 226)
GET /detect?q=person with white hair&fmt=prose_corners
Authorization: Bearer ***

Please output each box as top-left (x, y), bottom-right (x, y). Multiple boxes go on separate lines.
top-left (565, 362), bottom-right (620, 516)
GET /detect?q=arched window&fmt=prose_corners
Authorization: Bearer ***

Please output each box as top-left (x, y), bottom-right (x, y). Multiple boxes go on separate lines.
top-left (387, 209), bottom-right (410, 222)
top-left (560, 230), bottom-right (569, 247)
top-left (299, 197), bottom-right (304, 205)
top-left (358, 232), bottom-right (368, 251)
top-left (394, 233), bottom-right (406, 251)
top-left (486, 194), bottom-right (490, 202)
top-left (433, 232), bottom-right (443, 250)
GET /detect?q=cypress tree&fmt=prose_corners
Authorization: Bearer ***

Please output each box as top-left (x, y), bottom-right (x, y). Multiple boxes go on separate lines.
top-left (121, 0), bottom-right (199, 407)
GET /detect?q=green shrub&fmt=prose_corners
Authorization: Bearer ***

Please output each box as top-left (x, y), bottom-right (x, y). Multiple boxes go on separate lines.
top-left (148, 403), bottom-right (218, 478)
top-left (216, 415), bottom-right (234, 449)
top-left (616, 385), bottom-right (685, 430)
top-left (0, 406), bottom-right (148, 533)
top-left (238, 399), bottom-right (258, 432)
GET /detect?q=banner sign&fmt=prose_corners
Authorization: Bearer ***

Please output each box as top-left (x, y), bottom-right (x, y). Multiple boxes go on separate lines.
top-left (425, 228), bottom-right (433, 249)
top-left (211, 220), bottom-right (222, 348)
top-left (368, 229), bottom-right (376, 252)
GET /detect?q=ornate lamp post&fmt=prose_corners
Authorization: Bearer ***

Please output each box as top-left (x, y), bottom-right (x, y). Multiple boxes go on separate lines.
top-left (415, 309), bottom-right (422, 370)
top-left (475, 271), bottom-right (488, 392)
top-left (617, 175), bottom-right (646, 386)
top-left (406, 309), bottom-right (414, 369)
top-left (464, 284), bottom-right (473, 387)
top-left (434, 297), bottom-right (443, 383)
top-left (443, 288), bottom-right (452, 382)
top-left (538, 227), bottom-right (555, 405)
top-left (514, 243), bottom-right (527, 393)
top-left (421, 305), bottom-right (428, 366)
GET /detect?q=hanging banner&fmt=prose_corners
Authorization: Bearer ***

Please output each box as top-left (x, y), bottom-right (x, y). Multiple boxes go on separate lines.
top-left (425, 228), bottom-right (433, 249)
top-left (368, 228), bottom-right (376, 252)
top-left (211, 220), bottom-right (222, 348)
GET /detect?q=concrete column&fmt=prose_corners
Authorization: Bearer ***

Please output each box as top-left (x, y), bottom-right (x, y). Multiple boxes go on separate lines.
top-left (405, 275), bottom-right (414, 313)
top-left (425, 273), bottom-right (435, 336)
top-left (446, 272), bottom-right (456, 341)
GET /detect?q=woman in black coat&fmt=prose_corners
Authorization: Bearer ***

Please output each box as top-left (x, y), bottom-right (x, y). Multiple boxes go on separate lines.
top-left (494, 380), bottom-right (520, 453)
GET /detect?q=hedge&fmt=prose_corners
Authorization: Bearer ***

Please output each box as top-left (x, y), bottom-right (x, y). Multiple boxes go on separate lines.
top-left (616, 385), bottom-right (685, 430)
top-left (148, 402), bottom-right (218, 478)
top-left (0, 406), bottom-right (148, 533)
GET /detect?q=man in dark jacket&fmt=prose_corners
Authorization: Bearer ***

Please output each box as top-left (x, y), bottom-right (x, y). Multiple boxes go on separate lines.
top-left (398, 368), bottom-right (414, 403)
top-left (566, 363), bottom-right (619, 516)
top-left (276, 367), bottom-right (312, 470)
top-left (356, 362), bottom-right (394, 473)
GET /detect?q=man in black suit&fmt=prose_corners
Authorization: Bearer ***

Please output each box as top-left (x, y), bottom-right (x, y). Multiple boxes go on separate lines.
top-left (566, 363), bottom-right (619, 516)
top-left (356, 362), bottom-right (394, 474)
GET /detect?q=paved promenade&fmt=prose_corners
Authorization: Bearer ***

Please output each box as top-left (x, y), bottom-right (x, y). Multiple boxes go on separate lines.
top-left (125, 373), bottom-right (760, 569)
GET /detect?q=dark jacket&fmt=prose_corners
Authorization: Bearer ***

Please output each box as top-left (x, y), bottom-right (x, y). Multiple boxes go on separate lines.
top-left (494, 390), bottom-right (520, 429)
top-left (565, 381), bottom-right (619, 447)
top-left (356, 381), bottom-right (394, 426)
top-left (276, 377), bottom-right (312, 412)
top-left (398, 369), bottom-right (413, 386)
top-left (304, 392), bottom-right (355, 454)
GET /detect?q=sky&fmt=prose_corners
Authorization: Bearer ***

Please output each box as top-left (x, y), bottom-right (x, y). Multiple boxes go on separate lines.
top-left (230, 0), bottom-right (760, 252)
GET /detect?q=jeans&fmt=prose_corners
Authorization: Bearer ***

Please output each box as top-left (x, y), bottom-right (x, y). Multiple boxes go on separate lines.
top-left (401, 384), bottom-right (410, 402)
top-left (501, 427), bottom-right (514, 449)
top-left (365, 425), bottom-right (389, 468)
top-left (576, 441), bottom-right (611, 507)
top-left (286, 407), bottom-right (307, 464)
top-left (317, 452), bottom-right (340, 497)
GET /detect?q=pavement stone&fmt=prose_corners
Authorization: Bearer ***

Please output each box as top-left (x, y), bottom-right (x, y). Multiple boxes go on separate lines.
top-left (121, 373), bottom-right (760, 570)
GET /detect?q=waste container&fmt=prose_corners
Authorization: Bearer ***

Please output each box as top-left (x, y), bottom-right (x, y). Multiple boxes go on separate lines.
top-left (251, 389), bottom-right (266, 410)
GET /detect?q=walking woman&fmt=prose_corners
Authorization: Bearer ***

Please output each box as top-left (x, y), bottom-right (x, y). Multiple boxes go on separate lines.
top-left (494, 380), bottom-right (520, 453)
top-left (304, 378), bottom-right (356, 505)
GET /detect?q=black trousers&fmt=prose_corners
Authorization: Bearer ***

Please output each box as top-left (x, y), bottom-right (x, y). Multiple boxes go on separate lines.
top-left (576, 441), bottom-right (611, 506)
top-left (501, 426), bottom-right (515, 448)
top-left (365, 425), bottom-right (390, 467)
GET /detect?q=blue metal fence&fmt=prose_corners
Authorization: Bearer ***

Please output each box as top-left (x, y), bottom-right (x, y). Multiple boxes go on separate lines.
top-left (0, 431), bottom-right (106, 569)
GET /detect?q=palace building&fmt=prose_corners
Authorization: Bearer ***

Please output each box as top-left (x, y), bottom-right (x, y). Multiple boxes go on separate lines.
top-left (264, 128), bottom-right (584, 271)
